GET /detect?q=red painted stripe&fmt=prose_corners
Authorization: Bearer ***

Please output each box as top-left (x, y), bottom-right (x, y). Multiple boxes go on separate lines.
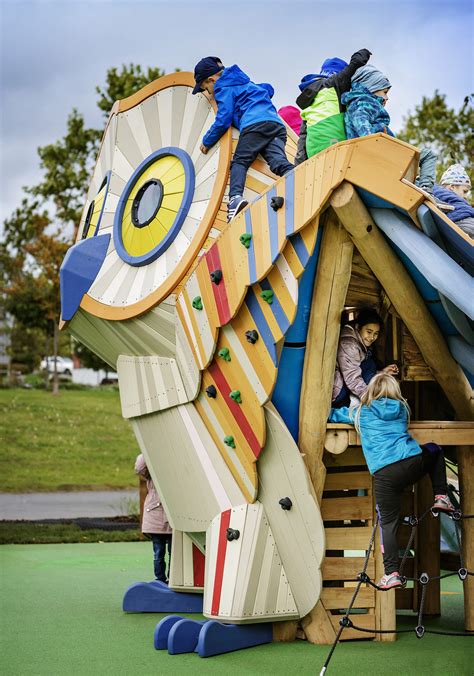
top-left (192, 544), bottom-right (205, 587)
top-left (206, 244), bottom-right (231, 325)
top-left (208, 361), bottom-right (261, 458)
top-left (211, 509), bottom-right (231, 615)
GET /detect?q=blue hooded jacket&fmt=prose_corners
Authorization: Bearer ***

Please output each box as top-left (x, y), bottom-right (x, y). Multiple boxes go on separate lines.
top-left (328, 398), bottom-right (421, 474)
top-left (342, 83), bottom-right (394, 139)
top-left (432, 185), bottom-right (474, 223)
top-left (202, 65), bottom-right (283, 148)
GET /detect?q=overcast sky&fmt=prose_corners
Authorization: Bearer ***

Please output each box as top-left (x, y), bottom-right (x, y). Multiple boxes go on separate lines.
top-left (1, 0), bottom-right (473, 227)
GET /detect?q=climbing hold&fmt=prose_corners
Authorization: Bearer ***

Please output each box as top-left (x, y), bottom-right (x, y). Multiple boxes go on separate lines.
top-left (210, 269), bottom-right (223, 285)
top-left (415, 625), bottom-right (425, 639)
top-left (270, 196), bottom-right (285, 211)
top-left (260, 290), bottom-right (274, 304)
top-left (224, 435), bottom-right (235, 448)
top-left (458, 568), bottom-right (468, 581)
top-left (419, 572), bottom-right (429, 585)
top-left (279, 497), bottom-right (292, 511)
top-left (218, 347), bottom-right (231, 362)
top-left (206, 385), bottom-right (217, 399)
top-left (239, 233), bottom-right (252, 248)
top-left (226, 528), bottom-right (240, 541)
top-left (245, 330), bottom-right (259, 344)
top-left (229, 390), bottom-right (242, 404)
top-left (192, 296), bottom-right (203, 311)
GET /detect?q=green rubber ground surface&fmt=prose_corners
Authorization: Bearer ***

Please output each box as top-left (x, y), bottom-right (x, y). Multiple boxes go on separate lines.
top-left (1, 542), bottom-right (471, 675)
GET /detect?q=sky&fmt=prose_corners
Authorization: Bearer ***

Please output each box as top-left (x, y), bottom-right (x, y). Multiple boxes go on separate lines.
top-left (1, 0), bottom-right (473, 227)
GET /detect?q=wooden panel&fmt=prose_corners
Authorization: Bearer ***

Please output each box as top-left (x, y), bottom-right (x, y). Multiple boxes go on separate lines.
top-left (322, 556), bottom-right (375, 581)
top-left (321, 587), bottom-right (375, 610)
top-left (324, 472), bottom-right (372, 492)
top-left (325, 448), bottom-right (366, 467)
top-left (326, 422), bottom-right (474, 446)
top-left (374, 492), bottom-right (396, 641)
top-left (322, 496), bottom-right (372, 521)
top-left (169, 530), bottom-right (205, 592)
top-left (330, 612), bottom-right (375, 640)
top-left (325, 527), bottom-right (374, 550)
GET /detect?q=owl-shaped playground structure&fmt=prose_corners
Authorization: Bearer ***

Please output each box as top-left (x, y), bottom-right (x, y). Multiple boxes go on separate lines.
top-left (60, 72), bottom-right (474, 627)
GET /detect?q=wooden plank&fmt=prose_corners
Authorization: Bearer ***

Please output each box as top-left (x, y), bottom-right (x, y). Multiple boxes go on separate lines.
top-left (374, 493), bottom-right (396, 641)
top-left (322, 556), bottom-right (375, 581)
top-left (322, 496), bottom-right (373, 521)
top-left (321, 587), bottom-right (375, 610)
top-left (331, 182), bottom-right (474, 421)
top-left (324, 447), bottom-right (366, 467)
top-left (330, 612), bottom-right (375, 640)
top-left (326, 421), bottom-right (474, 448)
top-left (324, 472), bottom-right (372, 492)
top-left (299, 211), bottom-right (354, 501)
top-left (325, 527), bottom-right (374, 550)
top-left (458, 446), bottom-right (474, 631)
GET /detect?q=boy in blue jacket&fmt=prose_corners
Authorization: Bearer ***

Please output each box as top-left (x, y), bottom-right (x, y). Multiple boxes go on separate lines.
top-left (433, 164), bottom-right (474, 238)
top-left (193, 56), bottom-right (294, 222)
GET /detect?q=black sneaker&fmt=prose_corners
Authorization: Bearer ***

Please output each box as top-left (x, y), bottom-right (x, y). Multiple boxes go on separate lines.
top-left (227, 195), bottom-right (248, 223)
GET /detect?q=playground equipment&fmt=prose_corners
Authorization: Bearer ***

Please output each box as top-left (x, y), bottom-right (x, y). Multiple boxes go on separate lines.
top-left (59, 72), bottom-right (473, 658)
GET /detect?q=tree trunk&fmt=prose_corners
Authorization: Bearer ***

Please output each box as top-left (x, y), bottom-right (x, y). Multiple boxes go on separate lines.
top-left (52, 321), bottom-right (59, 396)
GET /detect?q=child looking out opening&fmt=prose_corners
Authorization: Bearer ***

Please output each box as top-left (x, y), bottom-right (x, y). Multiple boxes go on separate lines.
top-left (329, 373), bottom-right (454, 590)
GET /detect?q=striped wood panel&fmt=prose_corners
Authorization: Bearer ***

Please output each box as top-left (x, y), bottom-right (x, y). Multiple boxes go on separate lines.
top-left (169, 530), bottom-right (205, 592)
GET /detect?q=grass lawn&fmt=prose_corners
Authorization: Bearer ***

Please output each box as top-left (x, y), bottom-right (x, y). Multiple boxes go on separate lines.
top-left (0, 519), bottom-right (142, 544)
top-left (1, 542), bottom-right (471, 676)
top-left (0, 388), bottom-right (139, 492)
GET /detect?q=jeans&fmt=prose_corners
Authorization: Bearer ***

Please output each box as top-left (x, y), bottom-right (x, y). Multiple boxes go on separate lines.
top-left (374, 444), bottom-right (447, 574)
top-left (230, 121), bottom-right (294, 197)
top-left (332, 355), bottom-right (377, 409)
top-left (416, 147), bottom-right (437, 191)
top-left (151, 533), bottom-right (172, 582)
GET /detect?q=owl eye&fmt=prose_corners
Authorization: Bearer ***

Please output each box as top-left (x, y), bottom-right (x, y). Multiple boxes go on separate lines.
top-left (114, 148), bottom-right (195, 266)
top-left (81, 172), bottom-right (111, 239)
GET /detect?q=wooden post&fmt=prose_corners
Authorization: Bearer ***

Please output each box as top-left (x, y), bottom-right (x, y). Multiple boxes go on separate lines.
top-left (458, 446), bottom-right (474, 631)
top-left (331, 182), bottom-right (474, 422)
top-left (373, 487), bottom-right (396, 640)
top-left (299, 211), bottom-right (354, 499)
top-left (416, 475), bottom-right (440, 615)
top-left (298, 211), bottom-right (353, 644)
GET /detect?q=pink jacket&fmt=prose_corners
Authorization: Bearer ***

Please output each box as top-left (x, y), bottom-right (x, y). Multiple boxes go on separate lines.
top-left (332, 324), bottom-right (370, 401)
top-left (135, 454), bottom-right (172, 535)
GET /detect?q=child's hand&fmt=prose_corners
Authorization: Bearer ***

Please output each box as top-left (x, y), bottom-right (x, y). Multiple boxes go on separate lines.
top-left (383, 364), bottom-right (399, 376)
top-left (200, 144), bottom-right (209, 154)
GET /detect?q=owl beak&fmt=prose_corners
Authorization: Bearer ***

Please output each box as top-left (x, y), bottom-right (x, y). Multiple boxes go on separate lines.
top-left (60, 233), bottom-right (110, 321)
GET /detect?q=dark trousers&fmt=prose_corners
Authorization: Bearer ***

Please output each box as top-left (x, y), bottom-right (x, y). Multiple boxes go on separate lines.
top-left (230, 121), bottom-right (294, 197)
top-left (332, 355), bottom-right (377, 409)
top-left (374, 444), bottom-right (447, 575)
top-left (151, 533), bottom-right (172, 582)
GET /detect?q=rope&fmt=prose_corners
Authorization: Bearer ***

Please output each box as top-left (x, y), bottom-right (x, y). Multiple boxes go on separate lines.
top-left (319, 508), bottom-right (473, 674)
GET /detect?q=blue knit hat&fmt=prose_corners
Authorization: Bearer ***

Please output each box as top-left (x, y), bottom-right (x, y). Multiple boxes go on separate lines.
top-left (298, 57), bottom-right (348, 91)
top-left (351, 64), bottom-right (391, 93)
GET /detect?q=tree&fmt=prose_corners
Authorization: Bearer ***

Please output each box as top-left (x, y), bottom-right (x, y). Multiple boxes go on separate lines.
top-left (398, 91), bottom-right (474, 184)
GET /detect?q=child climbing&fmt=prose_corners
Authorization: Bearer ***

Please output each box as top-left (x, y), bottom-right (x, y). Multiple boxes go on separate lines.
top-left (192, 56), bottom-right (294, 222)
top-left (332, 307), bottom-right (398, 409)
top-left (342, 65), bottom-right (437, 193)
top-left (329, 373), bottom-right (455, 590)
top-left (277, 105), bottom-right (302, 136)
top-left (135, 454), bottom-right (172, 583)
top-left (294, 48), bottom-right (372, 165)
top-left (433, 164), bottom-right (474, 238)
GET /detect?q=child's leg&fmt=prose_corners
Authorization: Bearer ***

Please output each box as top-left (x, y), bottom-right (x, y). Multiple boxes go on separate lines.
top-left (419, 443), bottom-right (448, 496)
top-left (151, 534), bottom-right (167, 581)
top-left (416, 148), bottom-right (437, 192)
top-left (260, 125), bottom-right (294, 177)
top-left (230, 127), bottom-right (267, 198)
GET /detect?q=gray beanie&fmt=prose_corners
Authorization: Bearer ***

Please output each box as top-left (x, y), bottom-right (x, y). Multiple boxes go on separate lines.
top-left (351, 64), bottom-right (391, 93)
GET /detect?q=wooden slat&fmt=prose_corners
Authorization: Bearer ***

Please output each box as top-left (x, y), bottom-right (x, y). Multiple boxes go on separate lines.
top-left (325, 448), bottom-right (366, 468)
top-left (324, 471), bottom-right (372, 491)
top-left (322, 587), bottom-right (375, 610)
top-left (396, 587), bottom-right (414, 610)
top-left (322, 496), bottom-right (372, 521)
top-left (326, 421), bottom-right (474, 446)
top-left (330, 612), bottom-right (375, 640)
top-left (325, 527), bottom-right (374, 550)
top-left (322, 556), bottom-right (375, 581)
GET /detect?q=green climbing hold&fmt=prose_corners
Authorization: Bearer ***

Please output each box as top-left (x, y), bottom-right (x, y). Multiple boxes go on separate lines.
top-left (229, 390), bottom-right (242, 404)
top-left (260, 290), bottom-right (274, 304)
top-left (218, 347), bottom-right (231, 362)
top-left (224, 435), bottom-right (236, 448)
top-left (239, 233), bottom-right (252, 249)
top-left (192, 296), bottom-right (203, 310)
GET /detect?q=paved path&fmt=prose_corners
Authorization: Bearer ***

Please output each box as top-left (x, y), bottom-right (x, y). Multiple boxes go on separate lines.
top-left (0, 490), bottom-right (138, 520)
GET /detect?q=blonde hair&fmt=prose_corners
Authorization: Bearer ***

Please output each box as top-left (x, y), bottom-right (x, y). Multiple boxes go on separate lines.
top-left (353, 373), bottom-right (410, 433)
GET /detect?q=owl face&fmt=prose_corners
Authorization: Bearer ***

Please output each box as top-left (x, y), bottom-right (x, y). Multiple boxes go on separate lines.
top-left (61, 72), bottom-right (232, 322)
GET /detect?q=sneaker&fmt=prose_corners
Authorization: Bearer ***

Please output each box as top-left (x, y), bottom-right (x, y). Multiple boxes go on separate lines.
top-left (432, 495), bottom-right (456, 513)
top-left (227, 195), bottom-right (248, 223)
top-left (378, 572), bottom-right (406, 590)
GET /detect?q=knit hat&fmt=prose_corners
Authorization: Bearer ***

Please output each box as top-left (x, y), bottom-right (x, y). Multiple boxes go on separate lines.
top-left (278, 106), bottom-right (302, 136)
top-left (440, 163), bottom-right (471, 187)
top-left (351, 64), bottom-right (391, 93)
top-left (298, 57), bottom-right (348, 91)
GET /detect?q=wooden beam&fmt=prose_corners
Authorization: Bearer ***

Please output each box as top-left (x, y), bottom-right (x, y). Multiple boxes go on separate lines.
top-left (458, 446), bottom-right (474, 631)
top-left (416, 475), bottom-right (440, 615)
top-left (331, 182), bottom-right (474, 421)
top-left (326, 422), bottom-right (474, 448)
top-left (374, 489), bottom-right (397, 641)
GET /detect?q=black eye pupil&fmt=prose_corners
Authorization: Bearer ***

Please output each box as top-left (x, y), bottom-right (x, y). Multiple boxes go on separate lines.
top-left (131, 179), bottom-right (164, 228)
top-left (82, 200), bottom-right (95, 239)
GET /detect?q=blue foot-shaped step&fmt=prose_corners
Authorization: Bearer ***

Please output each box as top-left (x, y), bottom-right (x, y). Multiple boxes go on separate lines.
top-left (196, 621), bottom-right (273, 657)
top-left (122, 580), bottom-right (203, 613)
top-left (154, 616), bottom-right (206, 654)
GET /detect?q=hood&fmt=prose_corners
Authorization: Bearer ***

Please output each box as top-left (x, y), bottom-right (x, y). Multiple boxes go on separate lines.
top-left (351, 64), bottom-right (391, 93)
top-left (342, 82), bottom-right (381, 106)
top-left (299, 73), bottom-right (324, 92)
top-left (340, 323), bottom-right (367, 351)
top-left (218, 64), bottom-right (250, 87)
top-left (367, 398), bottom-right (406, 421)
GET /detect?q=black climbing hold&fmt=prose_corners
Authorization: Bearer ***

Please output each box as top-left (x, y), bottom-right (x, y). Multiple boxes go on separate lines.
top-left (408, 515), bottom-right (419, 526)
top-left (458, 568), bottom-right (468, 581)
top-left (206, 385), bottom-right (217, 398)
top-left (210, 269), bottom-right (223, 285)
top-left (419, 572), bottom-right (429, 585)
top-left (339, 617), bottom-right (353, 628)
top-left (226, 528), bottom-right (240, 541)
top-left (366, 224), bottom-right (373, 232)
top-left (270, 196), bottom-right (285, 211)
top-left (245, 330), bottom-right (259, 344)
top-left (357, 572), bottom-right (370, 583)
top-left (415, 625), bottom-right (425, 639)
top-left (452, 509), bottom-right (462, 521)
top-left (279, 497), bottom-right (292, 511)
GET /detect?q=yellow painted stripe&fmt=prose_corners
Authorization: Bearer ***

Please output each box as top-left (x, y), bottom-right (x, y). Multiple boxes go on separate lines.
top-left (281, 239), bottom-right (305, 280)
top-left (252, 282), bottom-right (284, 342)
top-left (300, 216), bottom-right (320, 257)
top-left (293, 161), bottom-right (306, 232)
top-left (251, 198), bottom-right (272, 282)
top-left (161, 192), bottom-right (183, 212)
top-left (267, 264), bottom-right (296, 327)
top-left (276, 178), bottom-right (287, 251)
top-left (195, 260), bottom-right (220, 331)
top-left (216, 227), bottom-right (249, 318)
top-left (180, 290), bottom-right (207, 368)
